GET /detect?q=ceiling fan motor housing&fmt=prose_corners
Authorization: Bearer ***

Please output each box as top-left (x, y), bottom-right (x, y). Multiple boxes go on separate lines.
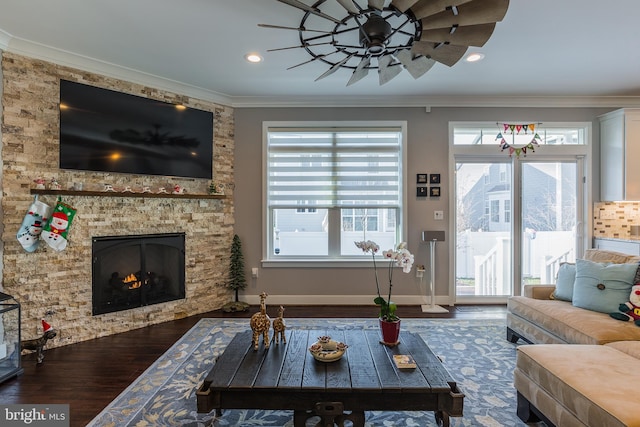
top-left (360, 14), bottom-right (392, 54)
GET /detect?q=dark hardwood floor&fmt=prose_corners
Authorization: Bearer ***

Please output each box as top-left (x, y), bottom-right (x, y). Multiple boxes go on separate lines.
top-left (0, 304), bottom-right (506, 427)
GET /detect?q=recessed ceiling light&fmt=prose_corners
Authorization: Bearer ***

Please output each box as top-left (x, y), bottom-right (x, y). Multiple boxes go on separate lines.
top-left (245, 53), bottom-right (263, 63)
top-left (465, 53), bottom-right (485, 63)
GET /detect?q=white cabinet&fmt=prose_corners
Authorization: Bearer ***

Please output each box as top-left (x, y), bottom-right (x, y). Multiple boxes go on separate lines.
top-left (594, 238), bottom-right (640, 255)
top-left (599, 108), bottom-right (640, 201)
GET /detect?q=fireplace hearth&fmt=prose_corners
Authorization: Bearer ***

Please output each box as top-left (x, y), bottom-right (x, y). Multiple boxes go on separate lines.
top-left (92, 233), bottom-right (185, 315)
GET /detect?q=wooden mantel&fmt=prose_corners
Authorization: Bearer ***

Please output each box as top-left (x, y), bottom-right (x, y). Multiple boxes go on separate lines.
top-left (30, 189), bottom-right (226, 199)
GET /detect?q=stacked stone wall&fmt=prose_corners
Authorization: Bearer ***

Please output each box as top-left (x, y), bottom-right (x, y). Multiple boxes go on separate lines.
top-left (1, 52), bottom-right (234, 346)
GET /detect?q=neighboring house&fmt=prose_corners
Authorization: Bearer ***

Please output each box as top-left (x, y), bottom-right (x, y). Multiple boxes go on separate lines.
top-left (275, 208), bottom-right (325, 233)
top-left (462, 163), bottom-right (576, 233)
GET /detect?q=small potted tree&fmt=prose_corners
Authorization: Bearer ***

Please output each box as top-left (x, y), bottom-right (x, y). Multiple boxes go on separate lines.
top-left (221, 234), bottom-right (250, 312)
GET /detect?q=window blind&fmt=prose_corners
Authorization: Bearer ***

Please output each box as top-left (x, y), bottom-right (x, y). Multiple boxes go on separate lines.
top-left (267, 129), bottom-right (402, 209)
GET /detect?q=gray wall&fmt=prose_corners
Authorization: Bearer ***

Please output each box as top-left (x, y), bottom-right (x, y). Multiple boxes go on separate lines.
top-left (234, 106), bottom-right (613, 305)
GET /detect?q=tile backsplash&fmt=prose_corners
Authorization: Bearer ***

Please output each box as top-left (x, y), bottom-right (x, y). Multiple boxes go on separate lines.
top-left (594, 202), bottom-right (640, 238)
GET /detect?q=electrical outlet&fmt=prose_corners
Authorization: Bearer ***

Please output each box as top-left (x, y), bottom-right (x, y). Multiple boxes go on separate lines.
top-left (434, 210), bottom-right (444, 220)
top-left (598, 210), bottom-right (617, 220)
top-left (251, 267), bottom-right (259, 278)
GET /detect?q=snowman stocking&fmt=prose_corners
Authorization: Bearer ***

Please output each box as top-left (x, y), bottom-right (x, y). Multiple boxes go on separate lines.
top-left (41, 199), bottom-right (77, 251)
top-left (17, 196), bottom-right (52, 252)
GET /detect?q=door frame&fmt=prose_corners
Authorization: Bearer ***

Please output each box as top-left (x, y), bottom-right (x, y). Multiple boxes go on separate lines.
top-left (448, 122), bottom-right (592, 305)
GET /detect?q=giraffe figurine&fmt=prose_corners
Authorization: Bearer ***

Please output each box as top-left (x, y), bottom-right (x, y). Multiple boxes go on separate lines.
top-left (250, 292), bottom-right (271, 351)
top-left (272, 305), bottom-right (287, 345)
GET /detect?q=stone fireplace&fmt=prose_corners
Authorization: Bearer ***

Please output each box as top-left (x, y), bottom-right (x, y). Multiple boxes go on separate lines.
top-left (92, 233), bottom-right (186, 315)
top-left (1, 52), bottom-right (236, 348)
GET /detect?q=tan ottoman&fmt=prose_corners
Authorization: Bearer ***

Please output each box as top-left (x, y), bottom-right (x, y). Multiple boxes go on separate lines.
top-left (515, 344), bottom-right (640, 427)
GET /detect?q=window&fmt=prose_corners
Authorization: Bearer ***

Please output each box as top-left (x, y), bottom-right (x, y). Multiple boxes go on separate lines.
top-left (490, 200), bottom-right (500, 222)
top-left (453, 125), bottom-right (585, 146)
top-left (504, 199), bottom-right (511, 223)
top-left (342, 208), bottom-right (378, 232)
top-left (264, 123), bottom-right (406, 261)
top-left (296, 201), bottom-right (317, 213)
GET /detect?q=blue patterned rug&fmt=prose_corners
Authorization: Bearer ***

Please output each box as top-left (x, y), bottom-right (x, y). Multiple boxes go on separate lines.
top-left (87, 318), bottom-right (541, 427)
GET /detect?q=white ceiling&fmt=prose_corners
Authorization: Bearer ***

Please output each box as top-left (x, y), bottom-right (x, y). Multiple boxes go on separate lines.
top-left (2, 0), bottom-right (640, 108)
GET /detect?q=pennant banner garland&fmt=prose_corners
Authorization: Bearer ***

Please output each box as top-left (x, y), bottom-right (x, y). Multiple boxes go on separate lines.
top-left (496, 122), bottom-right (542, 158)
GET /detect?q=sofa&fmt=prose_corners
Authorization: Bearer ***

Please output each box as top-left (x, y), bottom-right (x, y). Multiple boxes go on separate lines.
top-left (507, 248), bottom-right (640, 345)
top-left (507, 249), bottom-right (640, 427)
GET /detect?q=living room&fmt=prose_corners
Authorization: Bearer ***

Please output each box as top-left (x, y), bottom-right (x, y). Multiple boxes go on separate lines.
top-left (2, 1), bottom-right (640, 426)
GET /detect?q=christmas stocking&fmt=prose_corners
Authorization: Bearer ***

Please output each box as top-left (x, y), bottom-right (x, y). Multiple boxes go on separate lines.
top-left (17, 196), bottom-right (52, 252)
top-left (41, 199), bottom-right (77, 251)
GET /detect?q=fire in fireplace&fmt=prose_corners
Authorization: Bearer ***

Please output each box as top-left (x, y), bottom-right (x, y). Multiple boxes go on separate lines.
top-left (92, 233), bottom-right (185, 315)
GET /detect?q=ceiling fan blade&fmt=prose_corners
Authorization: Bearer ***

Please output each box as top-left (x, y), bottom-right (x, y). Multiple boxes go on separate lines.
top-left (378, 54), bottom-right (403, 85)
top-left (368, 0), bottom-right (385, 10)
top-left (276, 0), bottom-right (342, 24)
top-left (267, 41), bottom-right (334, 52)
top-left (411, 42), bottom-right (468, 66)
top-left (258, 23), bottom-right (333, 34)
top-left (315, 53), bottom-right (356, 81)
top-left (390, 0), bottom-right (421, 13)
top-left (410, 0), bottom-right (474, 20)
top-left (420, 23), bottom-right (496, 47)
top-left (336, 0), bottom-right (359, 14)
top-left (419, 0), bottom-right (509, 29)
top-left (287, 54), bottom-right (327, 69)
top-left (347, 57), bottom-right (371, 86)
top-left (394, 49), bottom-right (435, 79)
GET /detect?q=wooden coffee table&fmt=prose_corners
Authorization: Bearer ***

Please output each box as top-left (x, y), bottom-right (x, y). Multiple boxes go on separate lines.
top-left (196, 328), bottom-right (463, 427)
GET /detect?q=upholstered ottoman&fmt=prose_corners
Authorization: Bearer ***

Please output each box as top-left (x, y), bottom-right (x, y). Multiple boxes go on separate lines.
top-left (514, 344), bottom-right (640, 427)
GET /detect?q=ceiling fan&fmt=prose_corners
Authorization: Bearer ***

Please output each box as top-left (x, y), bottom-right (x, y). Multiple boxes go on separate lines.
top-left (260, 0), bottom-right (510, 85)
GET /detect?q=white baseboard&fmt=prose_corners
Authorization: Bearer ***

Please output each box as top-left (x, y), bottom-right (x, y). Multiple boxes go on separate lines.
top-left (454, 296), bottom-right (509, 305)
top-left (240, 294), bottom-right (452, 307)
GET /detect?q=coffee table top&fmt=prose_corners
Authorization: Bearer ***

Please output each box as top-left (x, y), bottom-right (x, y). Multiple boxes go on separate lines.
top-left (202, 328), bottom-right (460, 402)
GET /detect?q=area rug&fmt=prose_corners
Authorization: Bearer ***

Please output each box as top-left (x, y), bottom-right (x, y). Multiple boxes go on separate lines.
top-left (87, 318), bottom-right (541, 427)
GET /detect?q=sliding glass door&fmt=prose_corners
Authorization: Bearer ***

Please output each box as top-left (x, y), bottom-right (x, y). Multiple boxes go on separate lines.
top-left (451, 122), bottom-right (589, 302)
top-left (521, 161), bottom-right (579, 287)
top-left (455, 161), bottom-right (513, 298)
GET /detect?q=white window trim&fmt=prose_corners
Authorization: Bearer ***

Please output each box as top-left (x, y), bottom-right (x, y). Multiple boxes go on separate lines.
top-left (261, 121), bottom-right (408, 267)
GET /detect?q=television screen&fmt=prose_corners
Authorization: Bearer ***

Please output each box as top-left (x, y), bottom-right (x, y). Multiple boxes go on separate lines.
top-left (59, 80), bottom-right (213, 179)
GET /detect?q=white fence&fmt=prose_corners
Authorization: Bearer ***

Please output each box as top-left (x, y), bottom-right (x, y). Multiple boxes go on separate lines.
top-left (274, 231), bottom-right (397, 257)
top-left (457, 230), bottom-right (575, 295)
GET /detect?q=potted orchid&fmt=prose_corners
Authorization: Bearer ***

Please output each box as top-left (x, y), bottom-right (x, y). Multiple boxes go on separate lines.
top-left (355, 240), bottom-right (414, 344)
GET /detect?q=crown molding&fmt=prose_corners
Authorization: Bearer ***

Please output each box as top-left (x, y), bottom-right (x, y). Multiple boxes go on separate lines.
top-left (230, 95), bottom-right (640, 109)
top-left (0, 29), bottom-right (11, 51)
top-left (3, 33), bottom-right (640, 110)
top-left (3, 35), bottom-right (233, 107)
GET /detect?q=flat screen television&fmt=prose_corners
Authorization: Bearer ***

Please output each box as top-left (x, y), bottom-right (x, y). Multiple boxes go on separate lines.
top-left (59, 80), bottom-right (213, 179)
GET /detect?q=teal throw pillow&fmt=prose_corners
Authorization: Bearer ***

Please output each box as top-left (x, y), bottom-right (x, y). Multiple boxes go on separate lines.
top-left (552, 262), bottom-right (575, 302)
top-left (572, 259), bottom-right (638, 314)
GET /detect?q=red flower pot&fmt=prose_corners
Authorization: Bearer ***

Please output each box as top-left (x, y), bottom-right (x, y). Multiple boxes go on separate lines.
top-left (379, 318), bottom-right (401, 345)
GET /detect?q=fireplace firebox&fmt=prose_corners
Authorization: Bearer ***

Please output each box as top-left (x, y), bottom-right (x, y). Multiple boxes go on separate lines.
top-left (92, 233), bottom-right (185, 315)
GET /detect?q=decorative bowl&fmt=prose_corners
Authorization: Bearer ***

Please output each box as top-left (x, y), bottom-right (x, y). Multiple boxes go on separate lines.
top-left (309, 336), bottom-right (348, 362)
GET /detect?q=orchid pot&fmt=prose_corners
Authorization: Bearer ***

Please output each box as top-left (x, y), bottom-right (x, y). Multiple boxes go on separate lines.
top-left (379, 317), bottom-right (402, 345)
